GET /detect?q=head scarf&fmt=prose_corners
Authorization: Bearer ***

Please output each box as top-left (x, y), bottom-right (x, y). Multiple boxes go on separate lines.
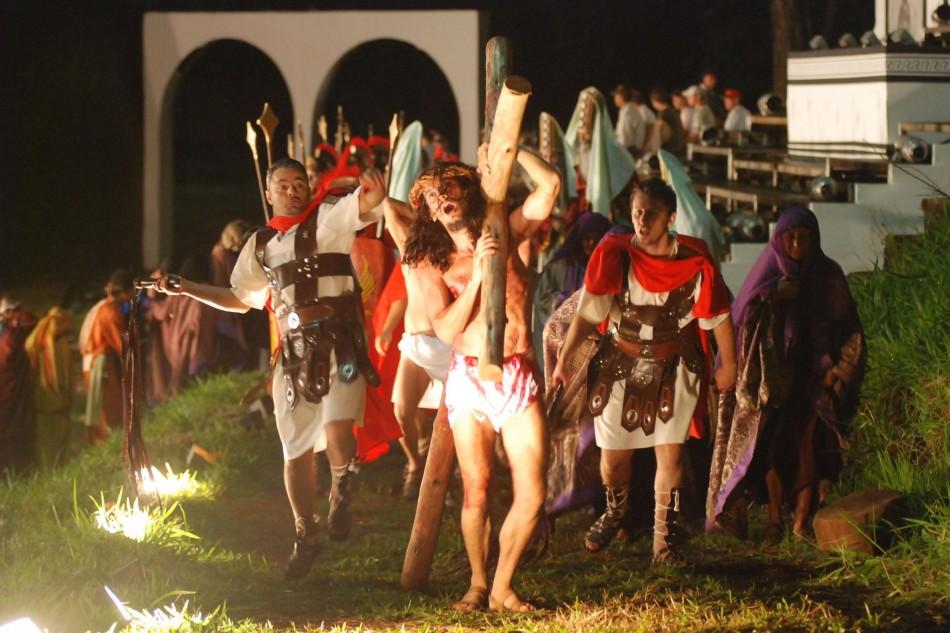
top-left (658, 149), bottom-right (726, 261)
top-left (549, 212), bottom-right (612, 307)
top-left (732, 207), bottom-right (820, 349)
top-left (564, 87), bottom-right (635, 217)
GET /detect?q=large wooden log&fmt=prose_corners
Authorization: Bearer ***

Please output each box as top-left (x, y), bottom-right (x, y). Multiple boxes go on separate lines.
top-left (484, 36), bottom-right (512, 143)
top-left (400, 404), bottom-right (454, 590)
top-left (478, 75), bottom-right (532, 381)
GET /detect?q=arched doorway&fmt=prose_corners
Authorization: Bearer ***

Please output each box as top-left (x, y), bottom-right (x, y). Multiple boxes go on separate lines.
top-left (313, 39), bottom-right (460, 157)
top-left (165, 39), bottom-right (294, 266)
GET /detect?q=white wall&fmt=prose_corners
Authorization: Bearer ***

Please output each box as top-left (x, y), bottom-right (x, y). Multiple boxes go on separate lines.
top-left (787, 50), bottom-right (950, 156)
top-left (143, 11), bottom-right (481, 267)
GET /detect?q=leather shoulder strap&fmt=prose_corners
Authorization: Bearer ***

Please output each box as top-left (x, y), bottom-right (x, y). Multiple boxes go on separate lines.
top-left (254, 227), bottom-right (278, 272)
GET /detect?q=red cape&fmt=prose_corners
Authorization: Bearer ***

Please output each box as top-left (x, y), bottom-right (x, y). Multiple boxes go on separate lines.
top-left (584, 232), bottom-right (731, 438)
top-left (350, 236), bottom-right (402, 462)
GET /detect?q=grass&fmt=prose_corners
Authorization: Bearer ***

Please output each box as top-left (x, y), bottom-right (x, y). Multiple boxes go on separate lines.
top-left (1, 216), bottom-right (949, 632)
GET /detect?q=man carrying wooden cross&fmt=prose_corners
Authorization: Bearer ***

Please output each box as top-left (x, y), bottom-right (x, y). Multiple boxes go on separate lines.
top-left (401, 141), bottom-right (559, 611)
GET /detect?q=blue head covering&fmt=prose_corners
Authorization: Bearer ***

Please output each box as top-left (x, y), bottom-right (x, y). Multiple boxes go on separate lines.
top-left (658, 149), bottom-right (726, 261)
top-left (564, 87), bottom-right (635, 217)
top-left (388, 121), bottom-right (423, 203)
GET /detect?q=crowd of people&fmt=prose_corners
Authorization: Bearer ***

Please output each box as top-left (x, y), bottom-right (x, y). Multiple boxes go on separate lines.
top-left (0, 71), bottom-right (865, 612)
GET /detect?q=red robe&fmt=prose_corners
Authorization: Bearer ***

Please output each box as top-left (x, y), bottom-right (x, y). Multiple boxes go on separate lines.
top-left (0, 308), bottom-right (37, 472)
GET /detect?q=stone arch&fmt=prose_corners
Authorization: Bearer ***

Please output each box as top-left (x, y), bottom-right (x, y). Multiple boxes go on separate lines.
top-left (161, 38), bottom-right (294, 263)
top-left (143, 11), bottom-right (481, 267)
top-left (313, 38), bottom-right (460, 155)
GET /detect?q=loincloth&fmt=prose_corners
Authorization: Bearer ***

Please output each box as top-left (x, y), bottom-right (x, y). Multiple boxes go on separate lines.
top-left (444, 352), bottom-right (538, 431)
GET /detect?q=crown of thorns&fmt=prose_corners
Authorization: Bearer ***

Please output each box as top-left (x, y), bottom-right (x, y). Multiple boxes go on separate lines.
top-left (408, 162), bottom-right (479, 212)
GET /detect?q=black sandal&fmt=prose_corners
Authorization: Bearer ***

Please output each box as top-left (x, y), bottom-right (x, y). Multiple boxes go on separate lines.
top-left (584, 511), bottom-right (623, 552)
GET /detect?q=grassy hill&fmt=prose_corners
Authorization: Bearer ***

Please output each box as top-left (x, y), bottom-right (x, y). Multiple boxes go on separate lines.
top-left (1, 213), bottom-right (948, 632)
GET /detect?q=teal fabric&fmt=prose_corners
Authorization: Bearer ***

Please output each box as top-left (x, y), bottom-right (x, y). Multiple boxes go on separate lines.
top-left (540, 113), bottom-right (577, 200)
top-left (388, 121), bottom-right (424, 203)
top-left (658, 149), bottom-right (726, 261)
top-left (564, 87), bottom-right (635, 217)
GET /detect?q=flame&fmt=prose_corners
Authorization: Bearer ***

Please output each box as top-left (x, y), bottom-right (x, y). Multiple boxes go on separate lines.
top-left (94, 498), bottom-right (151, 542)
top-left (103, 587), bottom-right (207, 631)
top-left (138, 463), bottom-right (200, 498)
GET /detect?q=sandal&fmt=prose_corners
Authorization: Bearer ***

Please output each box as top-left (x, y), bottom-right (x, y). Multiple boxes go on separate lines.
top-left (452, 586), bottom-right (488, 612)
top-left (584, 510), bottom-right (623, 553)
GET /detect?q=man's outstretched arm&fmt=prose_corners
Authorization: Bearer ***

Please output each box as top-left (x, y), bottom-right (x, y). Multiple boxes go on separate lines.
top-left (155, 276), bottom-right (250, 314)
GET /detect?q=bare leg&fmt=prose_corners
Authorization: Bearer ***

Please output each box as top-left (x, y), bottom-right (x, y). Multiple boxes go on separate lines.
top-left (451, 411), bottom-right (496, 611)
top-left (490, 402), bottom-right (547, 612)
top-left (324, 418), bottom-right (356, 470)
top-left (653, 443), bottom-right (684, 492)
top-left (765, 468), bottom-right (784, 541)
top-left (284, 449), bottom-right (317, 536)
top-left (601, 448), bottom-right (634, 487)
top-left (393, 355), bottom-right (431, 473)
top-left (792, 485), bottom-right (813, 538)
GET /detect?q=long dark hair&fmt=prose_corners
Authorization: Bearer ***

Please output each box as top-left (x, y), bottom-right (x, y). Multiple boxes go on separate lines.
top-left (402, 162), bottom-right (485, 271)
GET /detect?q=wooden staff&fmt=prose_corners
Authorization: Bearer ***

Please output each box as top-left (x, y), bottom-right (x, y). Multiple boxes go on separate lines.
top-left (286, 133), bottom-right (295, 160)
top-left (256, 102), bottom-right (279, 169)
top-left (245, 121), bottom-right (269, 222)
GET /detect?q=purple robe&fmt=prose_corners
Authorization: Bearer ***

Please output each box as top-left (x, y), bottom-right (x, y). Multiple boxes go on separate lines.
top-left (707, 207), bottom-right (865, 532)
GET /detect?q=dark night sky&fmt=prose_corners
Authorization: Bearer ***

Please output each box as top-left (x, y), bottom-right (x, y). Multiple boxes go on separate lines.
top-left (0, 0), bottom-right (874, 291)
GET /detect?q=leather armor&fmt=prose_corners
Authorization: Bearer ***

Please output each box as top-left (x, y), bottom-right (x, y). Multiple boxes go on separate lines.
top-left (255, 204), bottom-right (380, 409)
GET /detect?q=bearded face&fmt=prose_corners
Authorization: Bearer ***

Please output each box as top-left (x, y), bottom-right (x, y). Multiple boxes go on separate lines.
top-left (424, 177), bottom-right (472, 233)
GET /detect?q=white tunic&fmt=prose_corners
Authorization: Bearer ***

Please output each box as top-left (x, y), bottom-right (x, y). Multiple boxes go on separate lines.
top-left (230, 188), bottom-right (382, 459)
top-left (577, 240), bottom-right (727, 449)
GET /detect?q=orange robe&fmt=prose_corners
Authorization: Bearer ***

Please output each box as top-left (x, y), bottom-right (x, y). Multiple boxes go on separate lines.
top-left (80, 299), bottom-right (125, 442)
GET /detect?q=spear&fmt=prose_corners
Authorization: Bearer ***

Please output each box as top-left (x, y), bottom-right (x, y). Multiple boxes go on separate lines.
top-left (255, 102), bottom-right (279, 169)
top-left (317, 115), bottom-right (329, 151)
top-left (335, 105), bottom-right (345, 155)
top-left (296, 121), bottom-right (306, 162)
top-left (377, 112), bottom-right (401, 238)
top-left (245, 121), bottom-right (270, 222)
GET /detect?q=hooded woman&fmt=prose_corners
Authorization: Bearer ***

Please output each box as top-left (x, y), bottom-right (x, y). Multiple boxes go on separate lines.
top-left (706, 207), bottom-right (865, 541)
top-left (532, 211), bottom-right (613, 377)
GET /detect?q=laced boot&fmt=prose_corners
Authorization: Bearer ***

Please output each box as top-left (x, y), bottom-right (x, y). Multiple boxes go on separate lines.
top-left (584, 486), bottom-right (629, 553)
top-left (653, 488), bottom-right (683, 565)
top-left (327, 459), bottom-right (357, 541)
top-left (284, 515), bottom-right (320, 580)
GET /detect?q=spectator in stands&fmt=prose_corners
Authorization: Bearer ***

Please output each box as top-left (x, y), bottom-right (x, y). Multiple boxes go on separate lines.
top-left (683, 86), bottom-right (715, 144)
top-left (611, 83), bottom-right (646, 157)
top-left (672, 90), bottom-right (693, 134)
top-left (630, 89), bottom-right (660, 156)
top-left (649, 87), bottom-right (687, 157)
top-left (699, 71), bottom-right (726, 123)
top-left (723, 88), bottom-right (752, 133)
